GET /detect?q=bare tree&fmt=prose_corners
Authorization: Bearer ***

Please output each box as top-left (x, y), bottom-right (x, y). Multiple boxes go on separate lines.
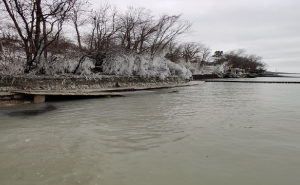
top-left (149, 15), bottom-right (191, 56)
top-left (181, 43), bottom-right (202, 63)
top-left (131, 9), bottom-right (156, 53)
top-left (214, 50), bottom-right (266, 73)
top-left (118, 11), bottom-right (190, 55)
top-left (199, 45), bottom-right (211, 62)
top-left (118, 7), bottom-right (144, 51)
top-left (85, 6), bottom-right (190, 57)
top-left (165, 42), bottom-right (182, 62)
top-left (71, 0), bottom-right (89, 50)
top-left (1, 0), bottom-right (76, 73)
top-left (88, 4), bottom-right (120, 52)
top-left (213, 51), bottom-right (223, 58)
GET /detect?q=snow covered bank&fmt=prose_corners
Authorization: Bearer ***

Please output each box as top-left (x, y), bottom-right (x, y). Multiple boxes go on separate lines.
top-left (102, 53), bottom-right (192, 80)
top-left (1, 48), bottom-right (192, 80)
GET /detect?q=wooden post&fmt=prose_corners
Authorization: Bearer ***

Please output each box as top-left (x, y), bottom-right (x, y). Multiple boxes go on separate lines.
top-left (33, 95), bottom-right (45, 103)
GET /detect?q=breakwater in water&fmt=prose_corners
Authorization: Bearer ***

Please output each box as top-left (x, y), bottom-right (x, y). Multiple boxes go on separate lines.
top-left (205, 80), bottom-right (300, 84)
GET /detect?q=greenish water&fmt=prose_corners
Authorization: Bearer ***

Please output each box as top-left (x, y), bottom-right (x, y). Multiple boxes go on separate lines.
top-left (1, 77), bottom-right (300, 185)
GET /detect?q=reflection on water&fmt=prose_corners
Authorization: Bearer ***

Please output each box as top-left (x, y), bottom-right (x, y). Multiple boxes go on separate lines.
top-left (7, 105), bottom-right (57, 117)
top-left (1, 77), bottom-right (300, 185)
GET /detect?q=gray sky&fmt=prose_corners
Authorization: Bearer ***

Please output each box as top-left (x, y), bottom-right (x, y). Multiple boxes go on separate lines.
top-left (92, 0), bottom-right (300, 72)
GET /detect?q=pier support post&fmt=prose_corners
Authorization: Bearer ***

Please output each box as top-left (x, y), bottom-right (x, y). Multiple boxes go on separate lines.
top-left (33, 95), bottom-right (45, 104)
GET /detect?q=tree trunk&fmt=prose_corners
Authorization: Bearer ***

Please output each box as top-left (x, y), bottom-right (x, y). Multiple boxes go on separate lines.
top-left (42, 19), bottom-right (48, 60)
top-left (74, 21), bottom-right (82, 50)
top-left (24, 42), bottom-right (34, 73)
top-left (35, 0), bottom-right (42, 51)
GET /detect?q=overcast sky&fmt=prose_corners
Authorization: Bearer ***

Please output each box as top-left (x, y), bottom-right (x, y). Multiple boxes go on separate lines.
top-left (92, 0), bottom-right (300, 72)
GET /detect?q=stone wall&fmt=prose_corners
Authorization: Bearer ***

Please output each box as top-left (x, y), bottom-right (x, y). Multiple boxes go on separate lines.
top-left (0, 75), bottom-right (188, 90)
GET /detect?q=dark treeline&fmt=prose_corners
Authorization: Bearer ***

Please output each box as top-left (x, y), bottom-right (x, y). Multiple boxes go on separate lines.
top-left (0, 0), bottom-right (266, 75)
top-left (212, 50), bottom-right (266, 73)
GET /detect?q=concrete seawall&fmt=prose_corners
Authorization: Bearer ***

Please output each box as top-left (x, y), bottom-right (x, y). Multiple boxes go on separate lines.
top-left (0, 75), bottom-right (188, 90)
top-left (0, 75), bottom-right (194, 104)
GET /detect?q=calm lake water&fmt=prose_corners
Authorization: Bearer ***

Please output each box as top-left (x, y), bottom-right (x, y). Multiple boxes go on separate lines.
top-left (1, 77), bottom-right (300, 185)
